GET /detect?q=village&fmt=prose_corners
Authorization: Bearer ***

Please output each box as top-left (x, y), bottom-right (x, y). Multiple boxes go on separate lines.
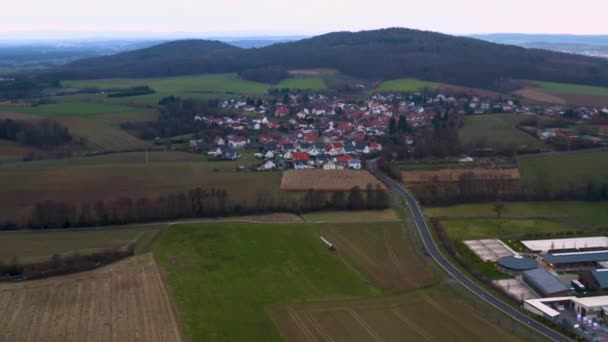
top-left (187, 90), bottom-right (608, 170)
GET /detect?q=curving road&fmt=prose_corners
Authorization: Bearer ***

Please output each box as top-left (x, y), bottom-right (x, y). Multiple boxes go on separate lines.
top-left (369, 161), bottom-right (571, 342)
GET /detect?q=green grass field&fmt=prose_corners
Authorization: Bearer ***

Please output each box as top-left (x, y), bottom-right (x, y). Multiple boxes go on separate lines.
top-left (426, 201), bottom-right (608, 227)
top-left (153, 222), bottom-right (380, 341)
top-left (0, 225), bottom-right (162, 264)
top-left (376, 78), bottom-right (440, 92)
top-left (63, 74), bottom-right (269, 104)
top-left (275, 77), bottom-right (327, 90)
top-left (0, 102), bottom-right (137, 118)
top-left (531, 81), bottom-right (608, 95)
top-left (459, 114), bottom-right (545, 149)
top-left (440, 219), bottom-right (582, 241)
top-left (519, 150), bottom-right (608, 194)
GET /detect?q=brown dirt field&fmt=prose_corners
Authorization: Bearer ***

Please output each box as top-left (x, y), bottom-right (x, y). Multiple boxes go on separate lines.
top-left (281, 170), bottom-right (386, 191)
top-left (319, 223), bottom-right (434, 292)
top-left (269, 289), bottom-right (522, 342)
top-left (514, 88), bottom-right (566, 105)
top-left (401, 168), bottom-right (520, 184)
top-left (0, 254), bottom-right (182, 342)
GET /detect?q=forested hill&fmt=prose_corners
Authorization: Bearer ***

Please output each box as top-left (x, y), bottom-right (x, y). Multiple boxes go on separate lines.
top-left (51, 40), bottom-right (242, 79)
top-left (42, 28), bottom-right (608, 89)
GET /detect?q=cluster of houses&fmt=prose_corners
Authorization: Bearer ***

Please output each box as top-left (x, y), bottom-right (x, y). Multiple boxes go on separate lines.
top-left (253, 139), bottom-right (381, 171)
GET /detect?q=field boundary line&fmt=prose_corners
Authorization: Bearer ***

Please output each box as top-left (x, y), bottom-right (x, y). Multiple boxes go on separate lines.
top-left (150, 254), bottom-right (185, 342)
top-left (287, 307), bottom-right (317, 342)
top-left (390, 305), bottom-right (438, 342)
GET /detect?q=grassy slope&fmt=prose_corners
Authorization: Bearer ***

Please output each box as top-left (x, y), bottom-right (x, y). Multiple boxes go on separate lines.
top-left (0, 105), bottom-right (156, 151)
top-left (153, 222), bottom-right (379, 342)
top-left (63, 74), bottom-right (269, 104)
top-left (426, 201), bottom-right (608, 226)
top-left (459, 113), bottom-right (544, 149)
top-left (275, 77), bottom-right (327, 90)
top-left (376, 78), bottom-right (439, 92)
top-left (520, 150), bottom-right (608, 193)
top-left (0, 225), bottom-right (162, 263)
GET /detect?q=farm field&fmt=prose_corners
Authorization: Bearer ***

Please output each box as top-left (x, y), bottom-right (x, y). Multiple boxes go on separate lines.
top-left (153, 221), bottom-right (525, 341)
top-left (519, 150), bottom-right (608, 194)
top-left (276, 77), bottom-right (327, 90)
top-left (401, 168), bottom-right (520, 184)
top-left (0, 106), bottom-right (156, 152)
top-left (375, 78), bottom-right (439, 92)
top-left (0, 102), bottom-right (137, 118)
top-left (425, 201), bottom-right (608, 227)
top-left (0, 152), bottom-right (282, 222)
top-left (153, 222), bottom-right (381, 341)
top-left (301, 209), bottom-right (398, 222)
top-left (270, 287), bottom-right (522, 342)
top-left (517, 81), bottom-right (608, 107)
top-left (0, 254), bottom-right (182, 342)
top-left (63, 73), bottom-right (269, 104)
top-left (439, 218), bottom-right (584, 241)
top-left (459, 113), bottom-right (545, 149)
top-left (0, 140), bottom-right (40, 163)
top-left (281, 169), bottom-right (386, 191)
top-left (0, 225), bottom-right (163, 264)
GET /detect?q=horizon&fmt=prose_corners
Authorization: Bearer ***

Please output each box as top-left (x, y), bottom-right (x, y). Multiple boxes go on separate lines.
top-left (2, 29), bottom-right (608, 43)
top-left (2, 0), bottom-right (607, 41)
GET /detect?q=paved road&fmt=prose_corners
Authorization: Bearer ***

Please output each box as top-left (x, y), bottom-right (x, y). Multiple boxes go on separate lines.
top-left (369, 161), bottom-right (571, 342)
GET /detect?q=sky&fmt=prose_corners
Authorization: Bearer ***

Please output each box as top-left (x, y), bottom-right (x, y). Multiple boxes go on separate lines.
top-left (2, 0), bottom-right (607, 40)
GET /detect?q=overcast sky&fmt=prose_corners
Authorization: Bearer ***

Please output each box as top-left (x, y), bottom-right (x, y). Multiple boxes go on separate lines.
top-left (2, 0), bottom-right (607, 40)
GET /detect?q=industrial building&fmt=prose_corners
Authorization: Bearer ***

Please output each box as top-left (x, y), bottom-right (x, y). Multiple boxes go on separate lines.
top-left (543, 250), bottom-right (608, 270)
top-left (525, 295), bottom-right (608, 320)
top-left (521, 236), bottom-right (608, 253)
top-left (580, 269), bottom-right (608, 291)
top-left (522, 268), bottom-right (569, 297)
top-left (497, 255), bottom-right (538, 275)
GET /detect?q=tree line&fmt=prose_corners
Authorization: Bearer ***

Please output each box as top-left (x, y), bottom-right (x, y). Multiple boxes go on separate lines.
top-left (0, 185), bottom-right (389, 230)
top-left (0, 118), bottom-right (76, 149)
top-left (0, 248), bottom-right (132, 281)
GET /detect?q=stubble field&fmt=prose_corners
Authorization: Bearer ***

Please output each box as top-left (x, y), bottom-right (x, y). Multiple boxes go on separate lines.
top-left (0, 254), bottom-right (182, 342)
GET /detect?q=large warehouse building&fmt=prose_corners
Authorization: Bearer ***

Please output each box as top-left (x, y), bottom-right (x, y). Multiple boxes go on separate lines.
top-left (543, 250), bottom-right (608, 270)
top-left (522, 268), bottom-right (569, 297)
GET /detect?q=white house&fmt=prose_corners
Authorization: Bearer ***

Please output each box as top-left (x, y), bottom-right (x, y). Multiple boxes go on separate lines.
top-left (259, 160), bottom-right (276, 171)
top-left (348, 159), bottom-right (362, 170)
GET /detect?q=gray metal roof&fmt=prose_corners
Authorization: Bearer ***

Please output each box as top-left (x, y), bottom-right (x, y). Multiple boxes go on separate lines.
top-left (522, 268), bottom-right (569, 297)
top-left (498, 256), bottom-right (538, 271)
top-left (543, 251), bottom-right (608, 265)
top-left (592, 270), bottom-right (608, 289)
